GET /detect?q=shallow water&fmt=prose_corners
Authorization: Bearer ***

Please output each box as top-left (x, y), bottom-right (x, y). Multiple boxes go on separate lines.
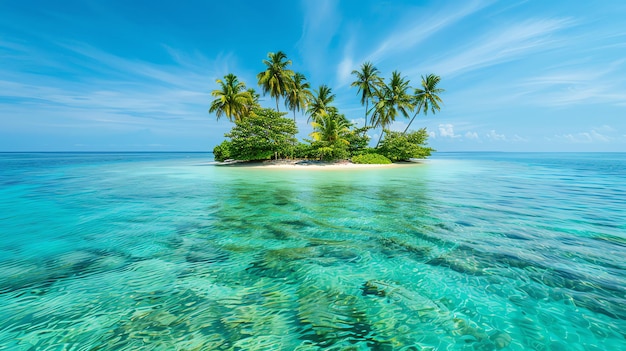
top-left (0, 152), bottom-right (624, 350)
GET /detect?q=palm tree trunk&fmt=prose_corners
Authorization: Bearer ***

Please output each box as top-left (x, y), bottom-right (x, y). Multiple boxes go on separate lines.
top-left (375, 130), bottom-right (384, 148)
top-left (364, 100), bottom-right (369, 129)
top-left (292, 109), bottom-right (298, 154)
top-left (276, 97), bottom-right (280, 112)
top-left (402, 105), bottom-right (422, 135)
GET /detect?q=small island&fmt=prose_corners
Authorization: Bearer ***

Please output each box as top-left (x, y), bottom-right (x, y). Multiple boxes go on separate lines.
top-left (209, 51), bottom-right (444, 166)
top-left (215, 158), bottom-right (423, 170)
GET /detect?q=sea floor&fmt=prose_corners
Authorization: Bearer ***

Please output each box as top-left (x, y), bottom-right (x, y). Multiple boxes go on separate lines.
top-left (0, 152), bottom-right (624, 350)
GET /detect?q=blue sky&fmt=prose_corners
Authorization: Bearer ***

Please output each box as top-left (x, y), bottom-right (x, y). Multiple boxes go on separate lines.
top-left (1, 0), bottom-right (625, 152)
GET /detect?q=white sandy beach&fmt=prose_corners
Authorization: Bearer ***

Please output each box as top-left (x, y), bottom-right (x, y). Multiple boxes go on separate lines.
top-left (214, 159), bottom-right (423, 170)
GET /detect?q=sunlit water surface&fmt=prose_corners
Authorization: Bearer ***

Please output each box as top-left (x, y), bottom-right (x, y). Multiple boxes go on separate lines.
top-left (0, 152), bottom-right (624, 350)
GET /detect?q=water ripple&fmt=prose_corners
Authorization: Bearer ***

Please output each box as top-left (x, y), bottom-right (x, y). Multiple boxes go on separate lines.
top-left (0, 152), bottom-right (625, 350)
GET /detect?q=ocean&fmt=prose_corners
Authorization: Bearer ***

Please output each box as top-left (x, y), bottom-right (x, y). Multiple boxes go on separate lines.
top-left (0, 152), bottom-right (624, 350)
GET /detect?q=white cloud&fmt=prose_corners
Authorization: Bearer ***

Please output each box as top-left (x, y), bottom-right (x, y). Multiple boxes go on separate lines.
top-left (388, 120), bottom-right (409, 132)
top-left (511, 134), bottom-right (529, 142)
top-left (560, 133), bottom-right (592, 143)
top-left (439, 123), bottom-right (460, 138)
top-left (486, 130), bottom-right (507, 141)
top-left (554, 129), bottom-right (612, 143)
top-left (595, 125), bottom-right (616, 133)
top-left (591, 130), bottom-right (611, 142)
top-left (349, 117), bottom-right (366, 128)
top-left (465, 131), bottom-right (480, 140)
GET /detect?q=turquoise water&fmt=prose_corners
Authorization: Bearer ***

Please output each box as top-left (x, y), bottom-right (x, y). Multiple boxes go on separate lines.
top-left (0, 152), bottom-right (624, 350)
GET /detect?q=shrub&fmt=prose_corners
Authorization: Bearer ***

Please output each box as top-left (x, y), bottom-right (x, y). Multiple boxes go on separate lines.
top-left (292, 143), bottom-right (316, 159)
top-left (213, 140), bottom-right (232, 162)
top-left (345, 126), bottom-right (371, 156)
top-left (224, 108), bottom-right (298, 161)
top-left (361, 147), bottom-right (379, 154)
top-left (377, 128), bottom-right (434, 161)
top-left (351, 153), bottom-right (392, 164)
top-left (311, 141), bottom-right (349, 161)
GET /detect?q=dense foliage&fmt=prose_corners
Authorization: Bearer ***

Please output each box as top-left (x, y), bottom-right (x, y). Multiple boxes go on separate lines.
top-left (351, 153), bottom-right (392, 164)
top-left (310, 141), bottom-right (349, 161)
top-left (209, 52), bottom-right (444, 162)
top-left (345, 126), bottom-right (371, 156)
top-left (308, 111), bottom-right (350, 160)
top-left (369, 71), bottom-right (413, 147)
top-left (292, 143), bottom-right (316, 159)
top-left (351, 62), bottom-right (383, 129)
top-left (212, 140), bottom-right (232, 162)
top-left (257, 51), bottom-right (294, 112)
top-left (223, 108), bottom-right (297, 161)
top-left (377, 128), bottom-right (434, 161)
top-left (208, 74), bottom-right (254, 123)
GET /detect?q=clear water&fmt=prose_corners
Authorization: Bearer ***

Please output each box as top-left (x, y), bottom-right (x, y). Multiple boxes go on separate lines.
top-left (0, 152), bottom-right (624, 350)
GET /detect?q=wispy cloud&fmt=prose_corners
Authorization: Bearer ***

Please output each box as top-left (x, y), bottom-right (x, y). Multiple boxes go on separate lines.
top-left (297, 0), bottom-right (341, 81)
top-left (336, 1), bottom-right (493, 93)
top-left (0, 38), bottom-right (29, 53)
top-left (517, 60), bottom-right (626, 106)
top-left (554, 131), bottom-right (605, 143)
top-left (336, 35), bottom-right (356, 87)
top-left (0, 38), bottom-right (232, 144)
top-left (511, 134), bottom-right (529, 142)
top-left (57, 42), bottom-right (224, 88)
top-left (465, 131), bottom-right (480, 140)
top-left (422, 18), bottom-right (573, 77)
top-left (553, 128), bottom-right (615, 144)
top-left (2, 1), bottom-right (625, 151)
top-left (486, 129), bottom-right (507, 141)
top-left (365, 0), bottom-right (492, 64)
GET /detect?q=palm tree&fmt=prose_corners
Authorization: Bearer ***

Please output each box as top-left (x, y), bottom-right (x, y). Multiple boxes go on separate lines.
top-left (248, 88), bottom-right (260, 105)
top-left (245, 88), bottom-right (261, 114)
top-left (351, 62), bottom-right (383, 128)
top-left (371, 71), bottom-right (413, 146)
top-left (403, 74), bottom-right (444, 134)
top-left (307, 85), bottom-right (336, 122)
top-left (285, 72), bottom-right (312, 123)
top-left (256, 51), bottom-right (295, 112)
top-left (209, 73), bottom-right (253, 123)
top-left (310, 110), bottom-right (351, 145)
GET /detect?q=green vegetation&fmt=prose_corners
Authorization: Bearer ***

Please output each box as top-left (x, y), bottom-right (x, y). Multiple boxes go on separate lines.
top-left (307, 85), bottom-right (336, 121)
top-left (209, 52), bottom-right (443, 163)
top-left (285, 72), bottom-right (312, 123)
top-left (209, 74), bottom-right (254, 123)
top-left (371, 71), bottom-right (413, 147)
top-left (351, 154), bottom-right (392, 164)
top-left (351, 62), bottom-right (383, 130)
top-left (404, 74), bottom-right (445, 134)
top-left (223, 108), bottom-right (297, 161)
top-left (309, 110), bottom-right (350, 160)
top-left (257, 51), bottom-right (294, 112)
top-left (212, 140), bottom-right (232, 162)
top-left (292, 143), bottom-right (316, 159)
top-left (378, 129), bottom-right (434, 161)
top-left (345, 126), bottom-right (371, 156)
